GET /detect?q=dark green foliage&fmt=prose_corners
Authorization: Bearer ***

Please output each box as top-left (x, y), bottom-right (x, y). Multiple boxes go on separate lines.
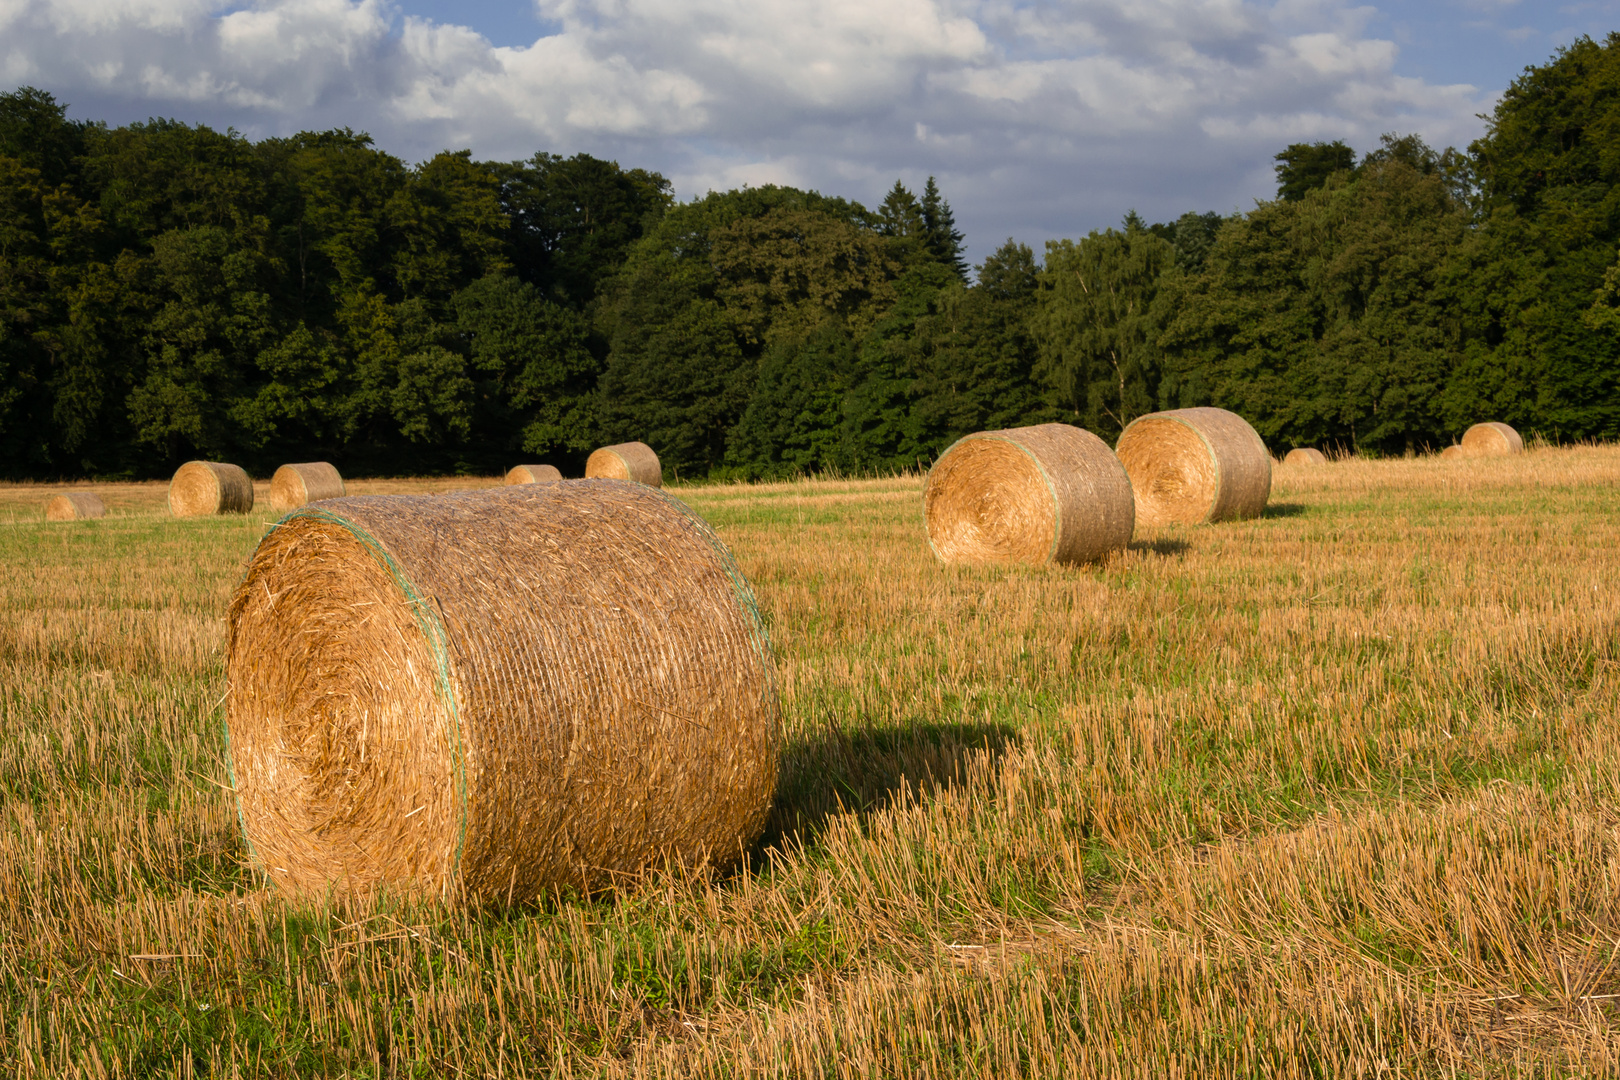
top-left (1274, 141), bottom-right (1356, 201)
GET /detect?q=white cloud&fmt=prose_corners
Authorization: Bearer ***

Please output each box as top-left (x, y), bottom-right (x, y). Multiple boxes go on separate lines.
top-left (0, 0), bottom-right (1494, 260)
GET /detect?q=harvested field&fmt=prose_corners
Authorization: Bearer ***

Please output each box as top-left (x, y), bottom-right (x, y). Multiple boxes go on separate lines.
top-left (3, 447), bottom-right (1620, 1075)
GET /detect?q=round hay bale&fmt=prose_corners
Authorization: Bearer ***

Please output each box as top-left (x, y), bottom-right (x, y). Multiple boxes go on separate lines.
top-left (1461, 422), bottom-right (1523, 456)
top-left (45, 492), bottom-right (106, 521)
top-left (923, 424), bottom-right (1134, 566)
top-left (1114, 407), bottom-right (1271, 527)
top-left (169, 461), bottom-right (254, 517)
top-left (225, 480), bottom-right (779, 899)
top-left (1283, 448), bottom-right (1328, 467)
top-left (585, 442), bottom-right (662, 487)
top-left (1439, 444), bottom-right (1465, 459)
top-left (269, 462), bottom-right (345, 514)
top-left (505, 464), bottom-right (563, 485)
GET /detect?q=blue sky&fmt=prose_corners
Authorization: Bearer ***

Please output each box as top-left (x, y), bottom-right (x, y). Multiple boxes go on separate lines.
top-left (3, 0), bottom-right (1616, 263)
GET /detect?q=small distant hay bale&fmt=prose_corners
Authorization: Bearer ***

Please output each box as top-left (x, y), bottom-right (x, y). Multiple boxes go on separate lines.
top-left (269, 462), bottom-right (345, 514)
top-left (46, 492), bottom-right (106, 521)
top-left (585, 442), bottom-right (661, 487)
top-left (1461, 422), bottom-right (1523, 456)
top-left (225, 480), bottom-right (779, 899)
top-left (1439, 444), bottom-right (1465, 459)
top-left (923, 424), bottom-right (1134, 566)
top-left (169, 461), bottom-right (254, 517)
top-left (1283, 448), bottom-right (1328, 467)
top-left (505, 464), bottom-right (563, 485)
top-left (1115, 407), bottom-right (1272, 527)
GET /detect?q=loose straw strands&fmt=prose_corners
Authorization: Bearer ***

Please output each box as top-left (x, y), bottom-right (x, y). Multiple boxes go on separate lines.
top-left (168, 461), bottom-right (254, 517)
top-left (45, 492), bottom-right (106, 521)
top-left (1461, 422), bottom-right (1524, 456)
top-left (923, 424), bottom-right (1134, 566)
top-left (1115, 407), bottom-right (1272, 527)
top-left (1283, 448), bottom-right (1328, 467)
top-left (224, 480), bottom-right (779, 900)
top-left (505, 464), bottom-right (563, 485)
top-left (586, 442), bottom-right (662, 487)
top-left (269, 462), bottom-right (345, 514)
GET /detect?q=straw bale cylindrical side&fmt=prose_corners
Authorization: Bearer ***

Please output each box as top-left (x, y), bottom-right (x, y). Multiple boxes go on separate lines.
top-left (46, 492), bottom-right (106, 521)
top-left (1460, 422), bottom-right (1524, 456)
top-left (269, 462), bottom-right (345, 513)
top-left (1439, 444), bottom-right (1465, 459)
top-left (225, 480), bottom-right (779, 899)
top-left (585, 442), bottom-right (662, 487)
top-left (1283, 448), bottom-right (1328, 467)
top-left (923, 424), bottom-right (1134, 566)
top-left (505, 464), bottom-right (563, 485)
top-left (169, 461), bottom-right (254, 517)
top-left (1114, 407), bottom-right (1271, 527)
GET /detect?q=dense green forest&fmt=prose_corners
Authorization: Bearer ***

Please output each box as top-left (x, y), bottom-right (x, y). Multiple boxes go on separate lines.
top-left (4, 35), bottom-right (1620, 481)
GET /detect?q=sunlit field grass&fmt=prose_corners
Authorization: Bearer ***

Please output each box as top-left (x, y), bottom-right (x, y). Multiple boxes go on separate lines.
top-left (3, 447), bottom-right (1620, 1076)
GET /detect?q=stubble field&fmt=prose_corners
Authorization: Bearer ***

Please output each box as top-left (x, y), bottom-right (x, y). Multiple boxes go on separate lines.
top-left (2, 447), bottom-right (1619, 1077)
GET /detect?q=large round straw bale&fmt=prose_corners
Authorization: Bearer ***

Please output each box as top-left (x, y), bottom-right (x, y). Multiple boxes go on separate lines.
top-left (269, 462), bottom-right (345, 513)
top-left (505, 464), bottom-right (562, 485)
top-left (1114, 407), bottom-right (1271, 527)
top-left (923, 424), bottom-right (1133, 566)
top-left (1461, 422), bottom-right (1523, 456)
top-left (1439, 444), bottom-right (1465, 459)
top-left (585, 442), bottom-right (661, 487)
top-left (225, 480), bottom-right (779, 899)
top-left (169, 461), bottom-right (254, 517)
top-left (1283, 448), bottom-right (1328, 467)
top-left (45, 492), bottom-right (106, 521)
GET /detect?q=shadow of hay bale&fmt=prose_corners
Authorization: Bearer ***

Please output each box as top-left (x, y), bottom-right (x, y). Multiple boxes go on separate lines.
top-left (760, 720), bottom-right (1015, 849)
top-left (1127, 537), bottom-right (1190, 557)
top-left (1262, 502), bottom-right (1308, 519)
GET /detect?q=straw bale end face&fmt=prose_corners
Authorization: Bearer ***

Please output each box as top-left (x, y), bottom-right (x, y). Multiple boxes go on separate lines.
top-left (169, 461), bottom-right (254, 517)
top-left (225, 481), bottom-right (779, 900)
top-left (505, 464), bottom-right (563, 485)
top-left (1460, 422), bottom-right (1524, 456)
top-left (1282, 448), bottom-right (1328, 467)
top-left (1115, 408), bottom-right (1271, 527)
top-left (924, 424), bottom-right (1134, 566)
top-left (1439, 444), bottom-right (1465, 459)
top-left (46, 492), bottom-right (106, 521)
top-left (585, 442), bottom-right (662, 487)
top-left (269, 462), bottom-right (346, 513)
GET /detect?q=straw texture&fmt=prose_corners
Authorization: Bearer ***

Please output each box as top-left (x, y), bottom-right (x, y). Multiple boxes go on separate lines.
top-left (1440, 444), bottom-right (1465, 459)
top-left (505, 464), bottom-right (563, 485)
top-left (168, 461), bottom-right (254, 517)
top-left (45, 492), bottom-right (105, 521)
top-left (923, 424), bottom-right (1134, 566)
top-left (1461, 422), bottom-right (1524, 456)
top-left (269, 462), bottom-right (345, 513)
top-left (1115, 407), bottom-right (1272, 527)
top-left (586, 442), bottom-right (662, 487)
top-left (1283, 448), bottom-right (1328, 467)
top-left (225, 480), bottom-right (779, 899)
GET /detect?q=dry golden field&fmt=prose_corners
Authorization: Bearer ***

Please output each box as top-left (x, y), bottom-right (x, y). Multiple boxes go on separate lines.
top-left (2, 447), bottom-right (1619, 1077)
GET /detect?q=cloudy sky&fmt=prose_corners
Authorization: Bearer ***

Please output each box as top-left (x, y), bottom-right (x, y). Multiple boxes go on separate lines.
top-left (2, 0), bottom-right (1616, 263)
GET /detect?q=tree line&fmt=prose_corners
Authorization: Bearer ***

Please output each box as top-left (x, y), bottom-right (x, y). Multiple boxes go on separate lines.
top-left (4, 34), bottom-right (1619, 481)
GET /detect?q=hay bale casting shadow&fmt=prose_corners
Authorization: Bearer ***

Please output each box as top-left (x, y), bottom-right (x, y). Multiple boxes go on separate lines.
top-left (1461, 422), bottom-right (1524, 456)
top-left (269, 462), bottom-right (345, 514)
top-left (225, 480), bottom-right (779, 899)
top-left (169, 461), bottom-right (254, 517)
top-left (586, 442), bottom-right (662, 487)
top-left (505, 464), bottom-right (563, 485)
top-left (1115, 407), bottom-right (1271, 527)
top-left (46, 493), bottom-right (106, 521)
top-left (923, 424), bottom-right (1134, 566)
